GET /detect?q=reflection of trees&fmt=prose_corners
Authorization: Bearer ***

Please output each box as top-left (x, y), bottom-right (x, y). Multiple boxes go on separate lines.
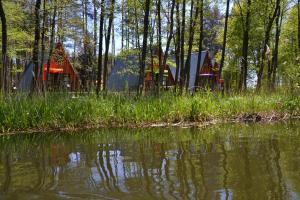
top-left (271, 139), bottom-right (287, 199)
top-left (0, 123), bottom-right (300, 199)
top-left (220, 143), bottom-right (229, 200)
top-left (1, 153), bottom-right (11, 193)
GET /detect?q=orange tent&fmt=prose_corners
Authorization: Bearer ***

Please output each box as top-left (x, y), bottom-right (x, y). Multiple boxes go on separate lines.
top-left (43, 43), bottom-right (79, 90)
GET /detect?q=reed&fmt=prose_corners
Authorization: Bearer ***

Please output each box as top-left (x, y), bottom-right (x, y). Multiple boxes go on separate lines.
top-left (0, 90), bottom-right (298, 133)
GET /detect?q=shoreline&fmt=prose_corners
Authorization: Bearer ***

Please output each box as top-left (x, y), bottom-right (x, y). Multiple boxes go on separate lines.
top-left (1, 112), bottom-right (298, 136)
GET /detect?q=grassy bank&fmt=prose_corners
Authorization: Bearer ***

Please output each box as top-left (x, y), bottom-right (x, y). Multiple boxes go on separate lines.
top-left (0, 91), bottom-right (299, 133)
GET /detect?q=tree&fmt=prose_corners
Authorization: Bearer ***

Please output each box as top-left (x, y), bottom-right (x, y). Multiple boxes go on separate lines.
top-left (174, 0), bottom-right (181, 91)
top-left (96, 0), bottom-right (105, 95)
top-left (40, 0), bottom-right (47, 91)
top-left (103, 0), bottom-right (115, 91)
top-left (157, 0), bottom-right (163, 94)
top-left (297, 0), bottom-right (300, 51)
top-left (237, 0), bottom-right (251, 91)
top-left (185, 0), bottom-right (199, 91)
top-left (179, 0), bottom-right (186, 92)
top-left (93, 0), bottom-right (98, 57)
top-left (219, 0), bottom-right (230, 79)
top-left (195, 0), bottom-right (204, 91)
top-left (162, 0), bottom-right (175, 78)
top-left (270, 2), bottom-right (283, 89)
top-left (138, 0), bottom-right (151, 95)
top-left (46, 3), bottom-right (57, 90)
top-left (256, 0), bottom-right (280, 91)
top-left (32, 0), bottom-right (42, 93)
top-left (0, 0), bottom-right (7, 93)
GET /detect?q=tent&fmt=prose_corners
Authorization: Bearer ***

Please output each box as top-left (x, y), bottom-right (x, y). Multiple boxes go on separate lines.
top-left (42, 43), bottom-right (79, 90)
top-left (108, 56), bottom-right (140, 91)
top-left (169, 50), bottom-right (219, 89)
top-left (19, 43), bottom-right (79, 91)
top-left (18, 62), bottom-right (36, 91)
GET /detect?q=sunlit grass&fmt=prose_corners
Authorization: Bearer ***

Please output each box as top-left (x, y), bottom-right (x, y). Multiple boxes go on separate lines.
top-left (0, 90), bottom-right (299, 132)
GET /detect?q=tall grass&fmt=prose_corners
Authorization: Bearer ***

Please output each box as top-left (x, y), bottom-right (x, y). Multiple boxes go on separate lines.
top-left (0, 90), bottom-right (299, 132)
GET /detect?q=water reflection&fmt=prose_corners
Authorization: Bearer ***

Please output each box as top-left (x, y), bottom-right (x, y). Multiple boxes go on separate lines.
top-left (0, 121), bottom-right (300, 200)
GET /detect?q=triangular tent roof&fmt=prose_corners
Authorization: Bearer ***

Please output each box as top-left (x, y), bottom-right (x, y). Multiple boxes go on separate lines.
top-left (42, 43), bottom-right (79, 89)
top-left (19, 43), bottom-right (79, 91)
top-left (169, 51), bottom-right (209, 89)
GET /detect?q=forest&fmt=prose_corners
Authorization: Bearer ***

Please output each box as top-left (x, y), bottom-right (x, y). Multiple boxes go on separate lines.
top-left (0, 0), bottom-right (299, 132)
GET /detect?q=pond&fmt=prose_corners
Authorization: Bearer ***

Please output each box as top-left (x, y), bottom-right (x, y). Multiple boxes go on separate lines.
top-left (0, 121), bottom-right (300, 200)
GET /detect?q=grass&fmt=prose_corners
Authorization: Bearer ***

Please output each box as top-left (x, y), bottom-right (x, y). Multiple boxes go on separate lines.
top-left (0, 90), bottom-right (299, 133)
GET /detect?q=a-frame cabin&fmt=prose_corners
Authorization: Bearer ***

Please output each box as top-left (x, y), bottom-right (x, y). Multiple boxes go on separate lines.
top-left (42, 43), bottom-right (79, 91)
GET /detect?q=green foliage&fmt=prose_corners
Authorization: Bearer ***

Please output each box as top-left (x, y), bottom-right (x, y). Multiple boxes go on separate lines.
top-left (1, 1), bottom-right (34, 57)
top-left (279, 5), bottom-right (300, 91)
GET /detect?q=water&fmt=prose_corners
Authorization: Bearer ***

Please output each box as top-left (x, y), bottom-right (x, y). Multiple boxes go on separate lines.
top-left (0, 121), bottom-right (300, 200)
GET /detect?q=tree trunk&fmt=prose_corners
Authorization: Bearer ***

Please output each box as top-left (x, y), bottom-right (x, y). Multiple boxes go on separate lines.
top-left (150, 15), bottom-right (156, 91)
top-left (134, 0), bottom-right (141, 69)
top-left (138, 0), bottom-right (151, 95)
top-left (219, 0), bottom-right (230, 78)
top-left (93, 0), bottom-right (98, 57)
top-left (271, 5), bottom-right (282, 89)
top-left (194, 0), bottom-right (204, 91)
top-left (240, 0), bottom-right (251, 91)
top-left (174, 0), bottom-right (181, 91)
top-left (0, 0), bottom-right (8, 94)
top-left (297, 0), bottom-right (300, 51)
top-left (46, 4), bottom-right (57, 90)
top-left (121, 0), bottom-right (124, 50)
top-left (96, 0), bottom-right (105, 95)
top-left (157, 0), bottom-right (163, 94)
top-left (32, 0), bottom-right (42, 93)
top-left (179, 0), bottom-right (186, 92)
top-left (185, 0), bottom-right (199, 91)
top-left (162, 0), bottom-right (175, 80)
top-left (40, 0), bottom-right (47, 92)
top-left (256, 0), bottom-right (280, 91)
top-left (103, 0), bottom-right (115, 91)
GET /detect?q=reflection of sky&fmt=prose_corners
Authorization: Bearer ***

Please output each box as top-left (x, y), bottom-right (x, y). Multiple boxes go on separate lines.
top-left (214, 189), bottom-right (233, 200)
top-left (68, 152), bottom-right (81, 168)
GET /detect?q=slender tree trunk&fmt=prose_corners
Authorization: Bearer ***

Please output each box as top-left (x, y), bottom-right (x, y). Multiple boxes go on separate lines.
top-left (174, 0), bottom-right (181, 91)
top-left (297, 0), bottom-right (300, 51)
top-left (256, 0), bottom-right (280, 91)
top-left (219, 0), bottom-right (230, 78)
top-left (179, 0), bottom-right (186, 92)
top-left (150, 16), bottom-right (156, 90)
top-left (138, 0), bottom-right (151, 95)
top-left (271, 5), bottom-right (282, 89)
top-left (93, 0), bottom-right (98, 57)
top-left (134, 0), bottom-right (141, 65)
top-left (103, 0), bottom-right (115, 91)
top-left (121, 0), bottom-right (124, 50)
top-left (46, 4), bottom-right (57, 90)
top-left (96, 0), bottom-right (105, 95)
top-left (40, 0), bottom-right (47, 92)
top-left (194, 0), bottom-right (204, 91)
top-left (157, 0), bottom-right (163, 94)
top-left (0, 0), bottom-right (7, 94)
top-left (162, 0), bottom-right (175, 78)
top-left (32, 0), bottom-right (42, 93)
top-left (185, 0), bottom-right (199, 91)
top-left (239, 0), bottom-right (251, 91)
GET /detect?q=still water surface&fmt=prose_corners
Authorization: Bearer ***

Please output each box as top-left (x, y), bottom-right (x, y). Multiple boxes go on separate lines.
top-left (0, 122), bottom-right (300, 200)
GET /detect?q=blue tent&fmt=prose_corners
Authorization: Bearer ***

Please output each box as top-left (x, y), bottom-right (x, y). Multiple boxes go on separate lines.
top-left (108, 56), bottom-right (140, 91)
top-left (18, 62), bottom-right (43, 91)
top-left (169, 51), bottom-right (209, 89)
top-left (18, 63), bottom-right (35, 91)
